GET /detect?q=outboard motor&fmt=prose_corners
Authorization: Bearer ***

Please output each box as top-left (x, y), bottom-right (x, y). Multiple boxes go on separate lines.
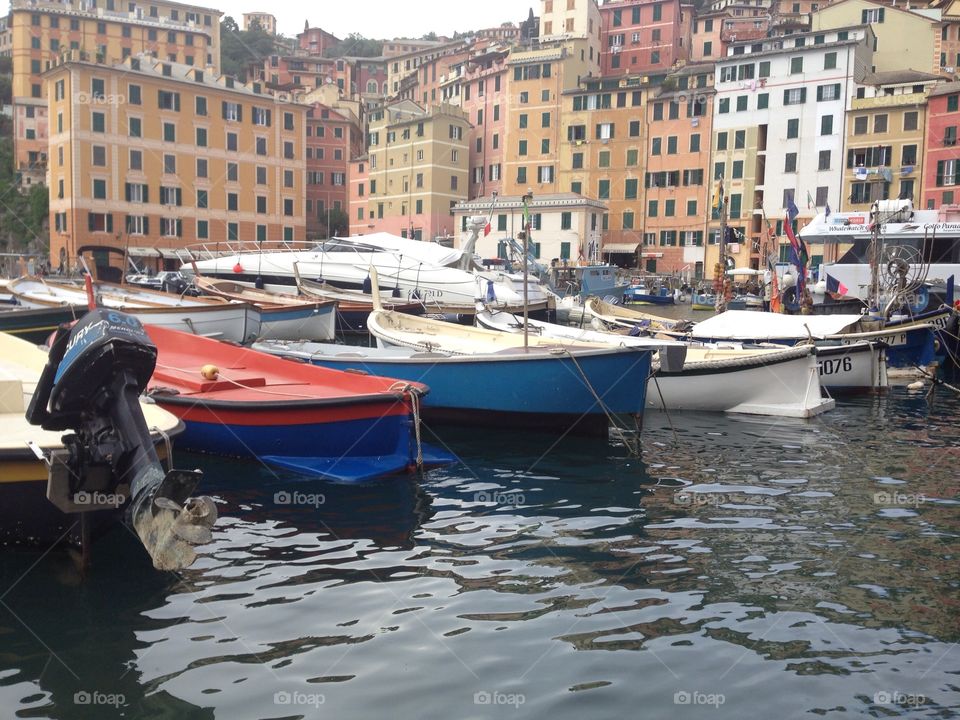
top-left (26, 309), bottom-right (216, 570)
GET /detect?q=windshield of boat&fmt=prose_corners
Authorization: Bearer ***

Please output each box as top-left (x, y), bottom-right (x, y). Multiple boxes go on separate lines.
top-left (315, 239), bottom-right (392, 255)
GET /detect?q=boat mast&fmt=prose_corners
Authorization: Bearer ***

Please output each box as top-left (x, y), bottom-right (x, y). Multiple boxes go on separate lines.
top-left (869, 201), bottom-right (880, 312)
top-left (521, 190), bottom-right (533, 350)
top-left (715, 178), bottom-right (728, 313)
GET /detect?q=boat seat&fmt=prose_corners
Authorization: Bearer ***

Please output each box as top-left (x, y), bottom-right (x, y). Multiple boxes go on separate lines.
top-left (152, 367), bottom-right (267, 393)
top-left (0, 378), bottom-right (24, 413)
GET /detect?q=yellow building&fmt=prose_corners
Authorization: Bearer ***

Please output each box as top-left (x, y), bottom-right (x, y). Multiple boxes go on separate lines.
top-left (558, 75), bottom-right (648, 259)
top-left (539, 0), bottom-right (602, 69)
top-left (812, 0), bottom-right (941, 75)
top-left (502, 42), bottom-right (597, 198)
top-left (10, 0), bottom-right (222, 185)
top-left (45, 53), bottom-right (307, 274)
top-left (354, 100), bottom-right (469, 241)
top-left (242, 12), bottom-right (276, 34)
top-left (842, 70), bottom-right (942, 210)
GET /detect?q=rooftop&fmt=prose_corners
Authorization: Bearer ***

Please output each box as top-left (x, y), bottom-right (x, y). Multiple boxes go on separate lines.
top-left (860, 69), bottom-right (944, 86)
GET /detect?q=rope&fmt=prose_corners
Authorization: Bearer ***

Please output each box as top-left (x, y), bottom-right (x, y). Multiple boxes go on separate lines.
top-left (563, 349), bottom-right (641, 457)
top-left (389, 382), bottom-right (424, 470)
top-left (649, 369), bottom-right (679, 445)
top-left (915, 365), bottom-right (960, 397)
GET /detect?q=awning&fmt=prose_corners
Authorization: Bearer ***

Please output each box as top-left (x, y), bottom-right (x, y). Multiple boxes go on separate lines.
top-left (127, 246), bottom-right (161, 258)
top-left (156, 248), bottom-right (186, 258)
top-left (602, 243), bottom-right (641, 254)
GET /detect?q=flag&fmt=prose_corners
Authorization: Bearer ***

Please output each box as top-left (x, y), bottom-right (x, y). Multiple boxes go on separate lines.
top-left (825, 203), bottom-right (832, 219)
top-left (787, 196), bottom-right (800, 222)
top-left (806, 190), bottom-right (815, 209)
top-left (712, 179), bottom-right (724, 210)
top-left (770, 270), bottom-right (782, 313)
top-left (785, 212), bottom-right (808, 297)
top-left (522, 203), bottom-right (531, 232)
top-left (483, 221), bottom-right (491, 236)
top-left (826, 274), bottom-right (849, 297)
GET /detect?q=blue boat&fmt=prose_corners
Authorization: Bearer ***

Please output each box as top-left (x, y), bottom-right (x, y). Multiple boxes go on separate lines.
top-left (547, 264), bottom-right (630, 301)
top-left (253, 340), bottom-right (653, 438)
top-left (623, 285), bottom-right (675, 306)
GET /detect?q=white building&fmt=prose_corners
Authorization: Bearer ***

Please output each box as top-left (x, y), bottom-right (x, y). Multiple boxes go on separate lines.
top-left (452, 193), bottom-right (608, 263)
top-left (712, 25), bottom-right (875, 238)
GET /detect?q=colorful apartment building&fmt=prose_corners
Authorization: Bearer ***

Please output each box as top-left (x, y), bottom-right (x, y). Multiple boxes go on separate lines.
top-left (452, 193), bottom-right (608, 263)
top-left (242, 12), bottom-right (276, 34)
top-left (386, 39), bottom-right (467, 97)
top-left (690, 11), bottom-right (728, 62)
top-left (252, 54), bottom-right (335, 94)
top-left (842, 70), bottom-right (942, 210)
top-left (812, 0), bottom-right (942, 75)
top-left (10, 0), bottom-right (221, 186)
top-left (642, 63), bottom-right (715, 276)
top-left (599, 0), bottom-right (690, 78)
top-left (0, 15), bottom-right (12, 58)
top-left (461, 46), bottom-right (510, 200)
top-left (921, 80), bottom-right (960, 208)
top-left (297, 24), bottom-right (340, 57)
top-left (708, 26), bottom-right (874, 271)
top-left (558, 76), bottom-right (648, 260)
top-left (45, 54), bottom-right (307, 273)
top-left (539, 0), bottom-right (602, 58)
top-left (305, 102), bottom-right (364, 238)
top-left (351, 101), bottom-right (469, 240)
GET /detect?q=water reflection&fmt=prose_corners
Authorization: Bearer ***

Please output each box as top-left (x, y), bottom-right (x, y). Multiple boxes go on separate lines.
top-left (0, 389), bottom-right (956, 719)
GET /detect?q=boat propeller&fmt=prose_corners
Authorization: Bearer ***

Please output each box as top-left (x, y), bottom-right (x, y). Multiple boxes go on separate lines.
top-left (25, 309), bottom-right (217, 571)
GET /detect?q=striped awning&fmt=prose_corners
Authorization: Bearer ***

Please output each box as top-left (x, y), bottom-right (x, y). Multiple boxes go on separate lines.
top-left (602, 243), bottom-right (640, 254)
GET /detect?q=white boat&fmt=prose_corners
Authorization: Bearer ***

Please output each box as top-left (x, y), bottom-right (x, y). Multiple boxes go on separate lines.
top-left (585, 296), bottom-right (691, 334)
top-left (182, 234), bottom-right (551, 315)
top-left (475, 306), bottom-right (837, 416)
top-left (9, 277), bottom-right (257, 343)
top-left (192, 276), bottom-right (336, 341)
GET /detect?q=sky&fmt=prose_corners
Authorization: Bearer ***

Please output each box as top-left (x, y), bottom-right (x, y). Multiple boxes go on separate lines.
top-left (215, 0), bottom-right (535, 41)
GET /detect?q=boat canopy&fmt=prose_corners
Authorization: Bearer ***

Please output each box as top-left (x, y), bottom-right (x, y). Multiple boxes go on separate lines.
top-left (602, 243), bottom-right (641, 254)
top-left (691, 310), bottom-right (862, 340)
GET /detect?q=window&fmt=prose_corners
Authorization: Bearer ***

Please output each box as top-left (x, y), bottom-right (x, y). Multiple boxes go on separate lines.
top-left (652, 137), bottom-right (662, 155)
top-left (196, 158), bottom-right (208, 178)
top-left (816, 186), bottom-right (829, 206)
top-left (158, 91), bottom-right (180, 111)
top-left (736, 96), bottom-right (748, 112)
top-left (818, 150), bottom-right (831, 170)
top-left (93, 179), bottom-right (107, 200)
top-left (732, 160), bottom-right (744, 178)
top-left (902, 145), bottom-right (918, 165)
top-left (719, 98), bottom-right (730, 114)
top-left (561, 212), bottom-right (572, 230)
top-left (196, 189), bottom-right (208, 209)
top-left (160, 218), bottom-right (182, 238)
top-left (785, 153), bottom-right (797, 172)
top-left (703, 41), bottom-right (713, 57)
top-left (597, 122), bottom-right (614, 140)
top-left (904, 111), bottom-right (919, 132)
top-left (196, 96), bottom-right (208, 116)
top-left (88, 213), bottom-right (113, 233)
top-left (851, 182), bottom-right (870, 203)
top-left (665, 199), bottom-right (675, 217)
top-left (130, 150), bottom-right (142, 171)
top-left (784, 88), bottom-right (806, 105)
top-left (227, 163), bottom-right (238, 182)
top-left (687, 200), bottom-right (698, 216)
top-left (734, 130), bottom-right (745, 149)
top-left (163, 155), bottom-right (176, 174)
top-left (256, 196), bottom-right (267, 214)
top-left (538, 166), bottom-right (553, 183)
top-left (542, 112), bottom-right (551, 128)
top-left (717, 132), bottom-right (728, 151)
top-left (517, 167), bottom-right (527, 184)
top-left (948, 95), bottom-right (959, 113)
top-left (790, 57), bottom-right (803, 74)
top-left (92, 112), bottom-right (105, 133)
top-left (92, 146), bottom-right (106, 167)
top-left (625, 179), bottom-right (638, 199)
top-left (598, 180), bottom-right (610, 199)
top-left (824, 52), bottom-right (837, 70)
top-left (519, 140), bottom-right (528, 156)
top-left (821, 115), bottom-right (833, 135)
top-left (128, 117), bottom-right (142, 138)
top-left (648, 200), bottom-right (658, 217)
top-left (690, 134), bottom-right (701, 152)
top-left (787, 119), bottom-right (799, 139)
top-left (163, 122), bottom-right (176, 143)
top-left (598, 151), bottom-right (610, 168)
top-left (519, 114), bottom-right (528, 129)
top-left (223, 102), bottom-right (241, 121)
top-left (854, 116), bottom-right (868, 135)
top-left (817, 83), bottom-right (841, 102)
top-left (874, 115), bottom-right (888, 133)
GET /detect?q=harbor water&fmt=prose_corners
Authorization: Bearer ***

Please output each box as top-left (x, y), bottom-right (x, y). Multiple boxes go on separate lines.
top-left (1, 378), bottom-right (957, 719)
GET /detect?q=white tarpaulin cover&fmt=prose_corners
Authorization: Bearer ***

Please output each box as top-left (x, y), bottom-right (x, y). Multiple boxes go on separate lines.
top-left (691, 310), bottom-right (862, 340)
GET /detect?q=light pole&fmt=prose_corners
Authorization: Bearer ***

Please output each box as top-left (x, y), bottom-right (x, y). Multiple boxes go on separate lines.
top-left (521, 189), bottom-right (533, 350)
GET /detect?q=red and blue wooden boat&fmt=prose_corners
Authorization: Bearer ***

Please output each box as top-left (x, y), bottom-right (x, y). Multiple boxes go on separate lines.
top-left (143, 326), bottom-right (445, 482)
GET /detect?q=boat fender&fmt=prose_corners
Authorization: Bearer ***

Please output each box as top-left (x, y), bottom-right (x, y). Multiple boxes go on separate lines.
top-left (907, 380), bottom-right (925, 391)
top-left (200, 364), bottom-right (220, 380)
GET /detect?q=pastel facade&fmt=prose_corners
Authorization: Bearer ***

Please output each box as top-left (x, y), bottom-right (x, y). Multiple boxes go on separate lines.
top-left (842, 71), bottom-right (941, 210)
top-left (305, 103), bottom-right (364, 238)
top-left (708, 27), bottom-right (873, 271)
top-left (922, 81), bottom-right (960, 208)
top-left (461, 48), bottom-right (509, 200)
top-left (352, 102), bottom-right (469, 241)
top-left (242, 12), bottom-right (276, 34)
top-left (10, 0), bottom-right (221, 185)
top-left (599, 0), bottom-right (690, 77)
top-left (45, 55), bottom-right (307, 271)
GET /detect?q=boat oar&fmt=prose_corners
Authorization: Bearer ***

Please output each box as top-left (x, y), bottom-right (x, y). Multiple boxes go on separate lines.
top-left (369, 266), bottom-right (384, 311)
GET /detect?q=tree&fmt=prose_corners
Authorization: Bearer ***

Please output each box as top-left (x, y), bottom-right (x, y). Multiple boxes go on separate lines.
top-left (219, 18), bottom-right (275, 81)
top-left (323, 33), bottom-right (383, 59)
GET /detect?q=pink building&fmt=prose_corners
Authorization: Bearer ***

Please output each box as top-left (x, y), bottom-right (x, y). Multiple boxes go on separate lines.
top-left (306, 104), bottom-right (364, 238)
top-left (348, 157), bottom-right (372, 235)
top-left (599, 0), bottom-right (689, 77)
top-left (461, 46), bottom-right (509, 200)
top-left (922, 81), bottom-right (960, 209)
